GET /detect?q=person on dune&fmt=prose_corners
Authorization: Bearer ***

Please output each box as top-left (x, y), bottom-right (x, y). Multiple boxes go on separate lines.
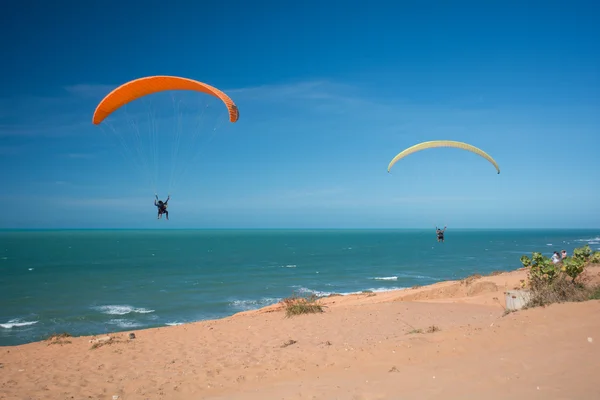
top-left (436, 226), bottom-right (447, 243)
top-left (154, 194), bottom-right (170, 220)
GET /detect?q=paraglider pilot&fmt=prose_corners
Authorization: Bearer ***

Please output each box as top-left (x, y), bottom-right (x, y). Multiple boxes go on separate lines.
top-left (436, 226), bottom-right (446, 242)
top-left (155, 194), bottom-right (170, 220)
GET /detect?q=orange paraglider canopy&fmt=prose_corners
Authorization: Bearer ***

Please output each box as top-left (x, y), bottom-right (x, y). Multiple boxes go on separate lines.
top-left (92, 75), bottom-right (239, 125)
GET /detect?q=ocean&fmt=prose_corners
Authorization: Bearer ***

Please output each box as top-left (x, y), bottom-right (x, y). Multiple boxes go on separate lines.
top-left (1, 229), bottom-right (599, 346)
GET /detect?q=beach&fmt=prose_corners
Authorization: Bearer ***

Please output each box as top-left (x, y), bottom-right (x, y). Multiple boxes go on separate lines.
top-left (2, 265), bottom-right (600, 400)
top-left (3, 229), bottom-right (599, 347)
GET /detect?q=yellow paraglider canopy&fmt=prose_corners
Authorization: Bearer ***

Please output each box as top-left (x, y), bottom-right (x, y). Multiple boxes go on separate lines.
top-left (387, 140), bottom-right (500, 174)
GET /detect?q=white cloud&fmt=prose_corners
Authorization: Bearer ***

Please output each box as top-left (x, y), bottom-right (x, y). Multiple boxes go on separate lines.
top-left (64, 84), bottom-right (115, 99)
top-left (225, 80), bottom-right (360, 103)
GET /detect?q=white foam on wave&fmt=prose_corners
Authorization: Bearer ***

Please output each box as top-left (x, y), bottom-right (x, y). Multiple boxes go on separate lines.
top-left (371, 276), bottom-right (398, 281)
top-left (547, 243), bottom-right (553, 246)
top-left (396, 273), bottom-right (443, 281)
top-left (294, 286), bottom-right (332, 297)
top-left (1, 319), bottom-right (39, 329)
top-left (576, 237), bottom-right (600, 243)
top-left (94, 305), bottom-right (155, 315)
top-left (280, 264), bottom-right (297, 268)
top-left (107, 319), bottom-right (143, 329)
top-left (229, 297), bottom-right (281, 311)
top-left (165, 322), bottom-right (184, 326)
top-left (294, 286), bottom-right (407, 297)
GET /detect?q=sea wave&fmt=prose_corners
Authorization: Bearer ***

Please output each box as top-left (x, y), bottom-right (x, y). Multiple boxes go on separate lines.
top-left (107, 319), bottom-right (144, 329)
top-left (576, 237), bottom-right (600, 243)
top-left (93, 305), bottom-right (155, 315)
top-left (1, 319), bottom-right (39, 329)
top-left (371, 276), bottom-right (398, 281)
top-left (229, 297), bottom-right (281, 311)
top-left (293, 286), bottom-right (407, 297)
top-left (396, 273), bottom-right (443, 281)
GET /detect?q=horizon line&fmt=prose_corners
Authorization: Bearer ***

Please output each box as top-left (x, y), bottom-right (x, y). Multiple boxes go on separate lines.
top-left (1, 227), bottom-right (598, 232)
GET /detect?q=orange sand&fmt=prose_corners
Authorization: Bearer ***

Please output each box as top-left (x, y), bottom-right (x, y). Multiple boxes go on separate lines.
top-left (2, 267), bottom-right (600, 400)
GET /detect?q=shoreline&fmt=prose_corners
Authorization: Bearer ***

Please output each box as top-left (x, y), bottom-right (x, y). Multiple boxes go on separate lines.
top-left (0, 265), bottom-right (580, 348)
top-left (0, 266), bottom-right (522, 348)
top-left (0, 265), bottom-right (557, 347)
top-left (2, 266), bottom-right (599, 399)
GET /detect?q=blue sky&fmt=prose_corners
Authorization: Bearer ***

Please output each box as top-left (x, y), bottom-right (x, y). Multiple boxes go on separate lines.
top-left (1, 0), bottom-right (598, 229)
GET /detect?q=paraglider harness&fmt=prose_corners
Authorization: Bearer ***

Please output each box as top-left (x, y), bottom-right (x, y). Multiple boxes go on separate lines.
top-left (436, 226), bottom-right (446, 241)
top-left (155, 194), bottom-right (169, 215)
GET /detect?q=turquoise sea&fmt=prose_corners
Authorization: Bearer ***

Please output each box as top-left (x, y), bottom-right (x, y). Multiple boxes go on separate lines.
top-left (1, 229), bottom-right (599, 346)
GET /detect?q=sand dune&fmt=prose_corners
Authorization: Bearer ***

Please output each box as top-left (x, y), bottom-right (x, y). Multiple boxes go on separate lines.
top-left (2, 267), bottom-right (599, 400)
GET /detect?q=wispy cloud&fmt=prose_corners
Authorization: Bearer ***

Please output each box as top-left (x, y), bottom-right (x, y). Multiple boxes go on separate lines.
top-left (64, 84), bottom-right (115, 99)
top-left (0, 92), bottom-right (94, 137)
top-left (188, 184), bottom-right (493, 211)
top-left (271, 186), bottom-right (347, 200)
top-left (0, 189), bottom-right (495, 222)
top-left (388, 195), bottom-right (495, 204)
top-left (0, 78), bottom-right (497, 143)
top-left (60, 196), bottom-right (148, 208)
top-left (64, 152), bottom-right (95, 159)
top-left (0, 123), bottom-right (91, 137)
top-left (0, 145), bottom-right (21, 156)
top-left (226, 80), bottom-right (358, 102)
top-left (0, 195), bottom-right (152, 211)
top-left (222, 79), bottom-right (499, 143)
top-left (0, 83), bottom-right (121, 138)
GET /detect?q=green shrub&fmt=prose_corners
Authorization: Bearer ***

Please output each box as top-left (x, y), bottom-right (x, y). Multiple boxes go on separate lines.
top-left (521, 244), bottom-right (599, 308)
top-left (589, 285), bottom-right (600, 300)
top-left (527, 273), bottom-right (590, 308)
top-left (573, 245), bottom-right (592, 261)
top-left (523, 252), bottom-right (559, 283)
top-left (282, 294), bottom-right (324, 317)
top-left (520, 255), bottom-right (532, 268)
top-left (561, 256), bottom-right (586, 282)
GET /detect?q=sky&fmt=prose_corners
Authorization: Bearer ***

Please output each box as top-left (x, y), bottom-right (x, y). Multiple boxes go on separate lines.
top-left (1, 0), bottom-right (599, 229)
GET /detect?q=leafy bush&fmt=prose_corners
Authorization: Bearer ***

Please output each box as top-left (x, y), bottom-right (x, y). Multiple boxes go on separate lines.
top-left (573, 245), bottom-right (592, 261)
top-left (561, 256), bottom-right (586, 282)
top-left (282, 293), bottom-right (324, 317)
top-left (521, 244), bottom-right (599, 308)
top-left (522, 252), bottom-right (559, 283)
top-left (527, 273), bottom-right (591, 308)
top-left (589, 285), bottom-right (600, 300)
